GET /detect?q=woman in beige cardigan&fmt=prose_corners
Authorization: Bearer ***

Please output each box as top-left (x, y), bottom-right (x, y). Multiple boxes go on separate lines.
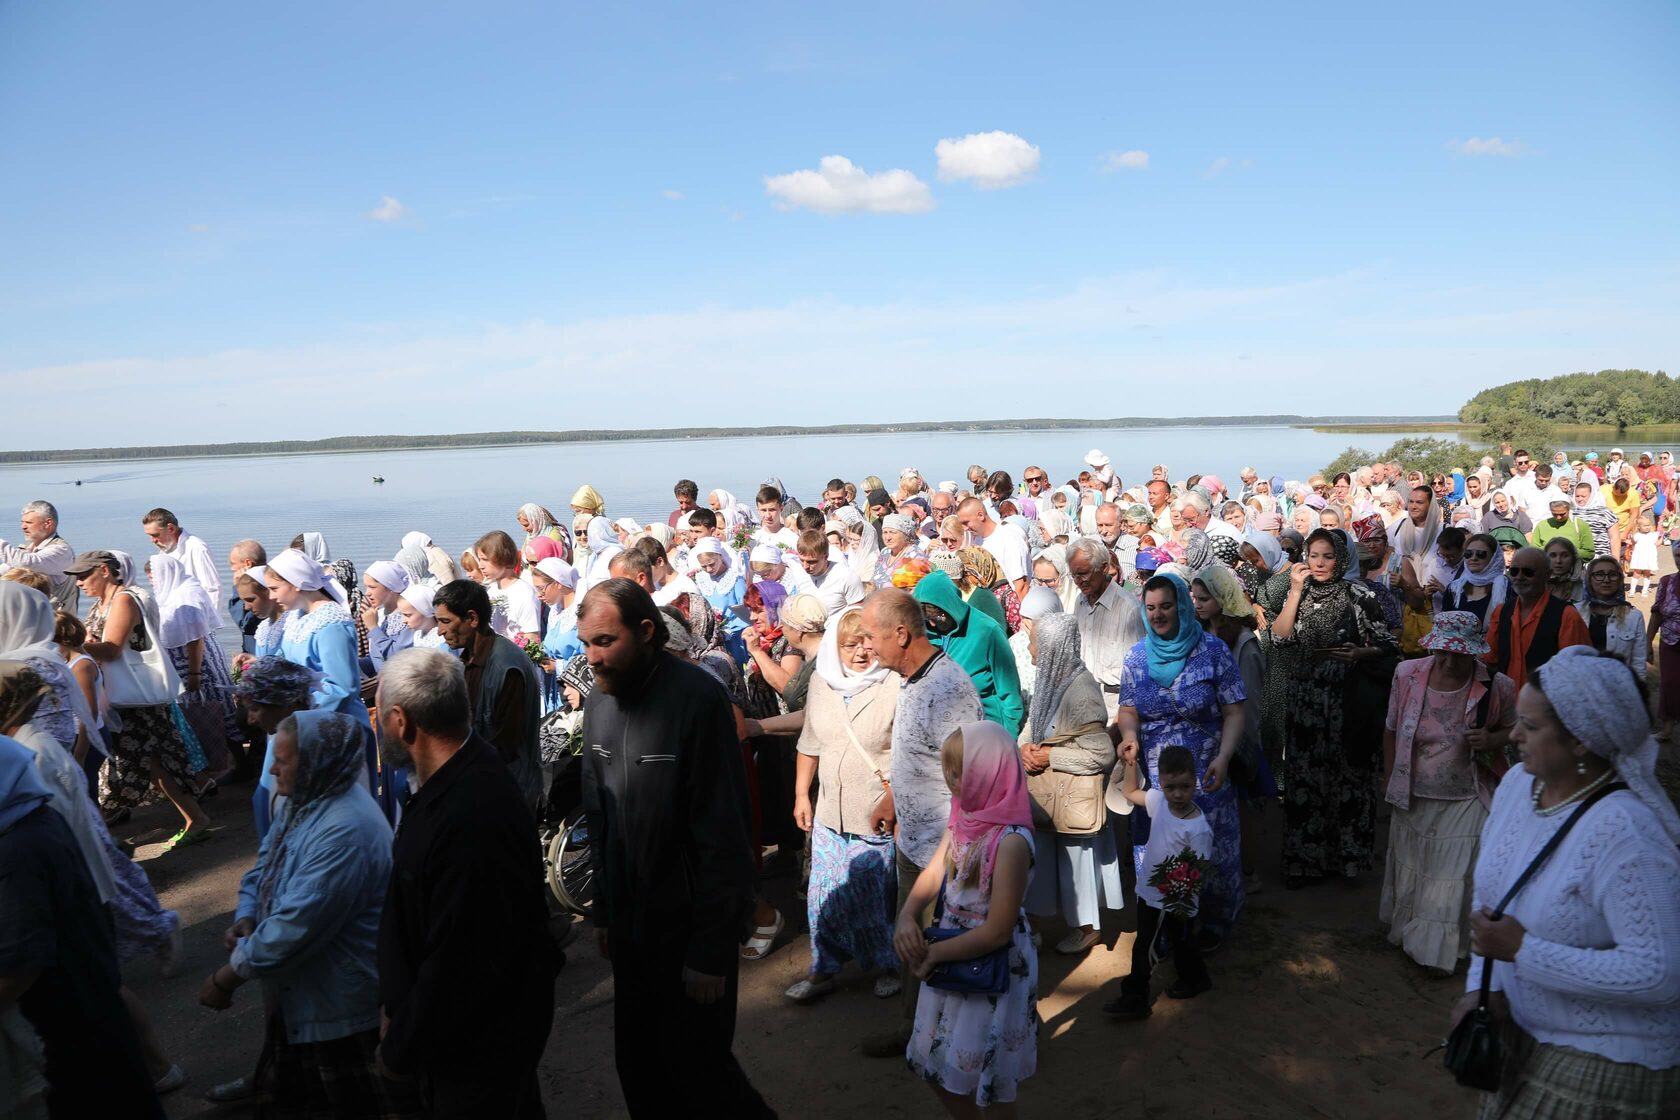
top-left (786, 606), bottom-right (902, 1004)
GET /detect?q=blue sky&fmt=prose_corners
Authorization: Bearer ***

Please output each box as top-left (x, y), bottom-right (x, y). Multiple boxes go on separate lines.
top-left (2, 1), bottom-right (1676, 448)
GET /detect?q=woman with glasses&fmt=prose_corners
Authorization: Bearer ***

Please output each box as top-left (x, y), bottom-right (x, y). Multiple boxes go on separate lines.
top-left (1435, 533), bottom-right (1506, 626)
top-left (1577, 557), bottom-right (1647, 687)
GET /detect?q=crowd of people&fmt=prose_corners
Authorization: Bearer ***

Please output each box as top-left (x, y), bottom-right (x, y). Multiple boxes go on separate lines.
top-left (0, 439), bottom-right (1677, 1118)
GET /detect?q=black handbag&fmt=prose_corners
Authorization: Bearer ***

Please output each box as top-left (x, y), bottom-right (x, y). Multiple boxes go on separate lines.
top-left (1444, 781), bottom-right (1624, 1090)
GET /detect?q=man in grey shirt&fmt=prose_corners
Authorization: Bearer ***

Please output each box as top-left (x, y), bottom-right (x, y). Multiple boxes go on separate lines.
top-left (0, 500), bottom-right (77, 612)
top-left (1068, 539), bottom-right (1144, 722)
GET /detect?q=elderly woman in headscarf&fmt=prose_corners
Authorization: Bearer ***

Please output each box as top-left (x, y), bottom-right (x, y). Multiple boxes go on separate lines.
top-left (199, 710), bottom-right (415, 1118)
top-left (66, 551), bottom-right (208, 841)
top-left (234, 656), bottom-right (319, 841)
top-left (569, 484), bottom-right (606, 519)
top-left (146, 553), bottom-right (237, 786)
top-left (1481, 490), bottom-right (1533, 537)
top-left (873, 513), bottom-right (924, 589)
top-left (515, 503), bottom-right (567, 555)
top-left (1348, 515), bottom-right (1403, 630)
top-left (575, 515), bottom-right (623, 594)
top-left (1270, 528), bottom-right (1398, 888)
top-left (1541, 533), bottom-right (1586, 605)
top-left (1115, 572), bottom-right (1248, 946)
top-left (1576, 556), bottom-right (1646, 685)
top-left (1020, 613), bottom-right (1123, 955)
top-left (957, 546), bottom-right (1020, 636)
top-left (400, 531), bottom-right (457, 586)
top-left (1455, 647), bottom-right (1680, 1115)
top-left (1032, 543), bottom-right (1080, 613)
top-left (707, 488), bottom-right (748, 531)
top-left (1010, 586), bottom-right (1062, 710)
top-left (781, 604), bottom-right (902, 1004)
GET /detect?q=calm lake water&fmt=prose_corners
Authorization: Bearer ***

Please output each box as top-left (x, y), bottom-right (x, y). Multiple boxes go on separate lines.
top-left (3, 424), bottom-right (1474, 607)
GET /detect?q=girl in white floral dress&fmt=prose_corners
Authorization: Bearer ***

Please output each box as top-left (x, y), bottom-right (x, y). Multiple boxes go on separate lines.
top-left (897, 720), bottom-right (1037, 1116)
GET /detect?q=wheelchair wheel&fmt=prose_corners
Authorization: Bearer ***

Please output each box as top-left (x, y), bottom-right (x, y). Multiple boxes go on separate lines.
top-left (545, 813), bottom-right (594, 917)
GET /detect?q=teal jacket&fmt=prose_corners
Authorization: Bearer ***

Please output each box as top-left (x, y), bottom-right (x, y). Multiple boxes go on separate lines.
top-left (911, 571), bottom-right (1024, 735)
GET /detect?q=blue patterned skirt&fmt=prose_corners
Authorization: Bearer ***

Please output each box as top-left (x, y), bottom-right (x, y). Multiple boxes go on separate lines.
top-left (807, 823), bottom-right (898, 975)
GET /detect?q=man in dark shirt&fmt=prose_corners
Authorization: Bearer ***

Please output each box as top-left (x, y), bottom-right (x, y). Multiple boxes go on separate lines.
top-left (579, 578), bottom-right (773, 1119)
top-left (432, 580), bottom-right (544, 814)
top-left (374, 648), bottom-right (557, 1118)
top-left (0, 739), bottom-right (162, 1119)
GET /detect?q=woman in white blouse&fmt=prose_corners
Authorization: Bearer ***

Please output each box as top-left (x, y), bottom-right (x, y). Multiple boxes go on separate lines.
top-left (1575, 557), bottom-right (1647, 686)
top-left (1457, 647), bottom-right (1680, 1115)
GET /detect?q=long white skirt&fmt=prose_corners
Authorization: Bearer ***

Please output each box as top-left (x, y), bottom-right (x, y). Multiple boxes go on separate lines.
top-left (1378, 795), bottom-right (1486, 972)
top-left (1024, 819), bottom-right (1127, 929)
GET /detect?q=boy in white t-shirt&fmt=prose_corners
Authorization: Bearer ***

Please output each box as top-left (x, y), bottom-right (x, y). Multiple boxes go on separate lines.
top-left (1104, 744), bottom-right (1214, 1020)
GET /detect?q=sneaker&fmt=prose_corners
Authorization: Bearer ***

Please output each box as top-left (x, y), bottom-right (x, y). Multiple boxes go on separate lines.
top-left (1101, 994), bottom-right (1152, 1020)
top-left (1055, 928), bottom-right (1101, 955)
top-left (204, 1076), bottom-right (253, 1104)
top-left (154, 1064), bottom-right (186, 1095)
top-left (1168, 976), bottom-right (1213, 1000)
top-left (859, 1024), bottom-right (911, 1058)
top-left (872, 973), bottom-right (903, 999)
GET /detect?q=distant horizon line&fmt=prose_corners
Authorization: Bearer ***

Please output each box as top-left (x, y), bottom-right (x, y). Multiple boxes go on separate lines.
top-left (0, 414), bottom-right (1463, 466)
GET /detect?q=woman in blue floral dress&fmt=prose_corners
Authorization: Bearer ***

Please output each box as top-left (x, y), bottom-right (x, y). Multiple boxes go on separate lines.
top-left (1116, 572), bottom-right (1248, 943)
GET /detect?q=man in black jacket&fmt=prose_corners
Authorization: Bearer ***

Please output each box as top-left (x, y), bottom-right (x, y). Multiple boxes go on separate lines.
top-left (579, 578), bottom-right (773, 1119)
top-left (374, 647), bottom-right (558, 1118)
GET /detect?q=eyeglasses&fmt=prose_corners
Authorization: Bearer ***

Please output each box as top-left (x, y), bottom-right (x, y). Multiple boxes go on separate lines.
top-left (1463, 549), bottom-right (1491, 560)
top-left (1033, 576), bottom-right (1059, 587)
top-left (1590, 571), bottom-right (1621, 581)
top-left (1509, 566), bottom-right (1540, 577)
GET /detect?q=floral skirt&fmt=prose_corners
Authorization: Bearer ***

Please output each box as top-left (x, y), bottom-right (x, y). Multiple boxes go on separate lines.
top-left (807, 823), bottom-right (898, 975)
top-left (907, 912), bottom-right (1038, 1107)
top-left (101, 704), bottom-right (196, 810)
top-left (99, 820), bottom-right (178, 962)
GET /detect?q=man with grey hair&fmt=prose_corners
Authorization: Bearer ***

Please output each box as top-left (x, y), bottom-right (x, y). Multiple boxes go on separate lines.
top-left (0, 500), bottom-right (77, 611)
top-left (1066, 538), bottom-right (1143, 721)
top-left (227, 540), bottom-right (268, 656)
top-left (375, 647), bottom-right (557, 1117)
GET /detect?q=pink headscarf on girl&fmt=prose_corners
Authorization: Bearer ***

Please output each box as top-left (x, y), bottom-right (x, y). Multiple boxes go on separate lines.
top-left (946, 721), bottom-right (1033, 891)
top-left (524, 536), bottom-right (566, 566)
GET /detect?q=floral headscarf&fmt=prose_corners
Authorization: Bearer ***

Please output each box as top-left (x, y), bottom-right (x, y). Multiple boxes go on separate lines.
top-left (957, 547), bottom-right (1002, 590)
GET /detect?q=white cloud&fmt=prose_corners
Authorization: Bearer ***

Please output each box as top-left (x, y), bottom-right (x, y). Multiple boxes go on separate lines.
top-left (366, 196), bottom-right (408, 223)
top-left (662, 189), bottom-right (684, 201)
top-left (764, 155), bottom-right (933, 214)
top-left (1448, 137), bottom-right (1527, 158)
top-left (1103, 149), bottom-right (1150, 172)
top-left (935, 131), bottom-right (1040, 189)
top-left (1202, 157), bottom-right (1252, 179)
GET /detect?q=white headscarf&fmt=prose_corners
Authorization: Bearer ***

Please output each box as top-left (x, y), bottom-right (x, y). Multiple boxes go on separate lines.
top-left (300, 532), bottom-right (331, 563)
top-left (690, 538), bottom-right (741, 598)
top-left (709, 489), bottom-right (749, 529)
top-left (145, 552), bottom-right (221, 648)
top-left (815, 605), bottom-right (891, 699)
top-left (583, 516), bottom-right (622, 588)
top-left (1442, 541), bottom-right (1507, 613)
top-left (517, 503), bottom-right (556, 540)
top-left (365, 561), bottom-right (410, 594)
top-left (534, 557), bottom-right (578, 590)
top-left (1535, 646), bottom-right (1680, 843)
top-left (399, 583), bottom-right (436, 618)
top-left (401, 531), bottom-right (433, 551)
top-left (267, 548), bottom-right (348, 606)
top-left (0, 584), bottom-right (99, 741)
top-left (846, 520), bottom-right (881, 583)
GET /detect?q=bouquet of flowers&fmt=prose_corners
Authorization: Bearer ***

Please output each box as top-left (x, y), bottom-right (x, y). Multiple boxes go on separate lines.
top-left (890, 557), bottom-right (932, 590)
top-left (1147, 845), bottom-right (1215, 919)
top-left (730, 523), bottom-right (754, 554)
top-left (521, 637), bottom-right (546, 666)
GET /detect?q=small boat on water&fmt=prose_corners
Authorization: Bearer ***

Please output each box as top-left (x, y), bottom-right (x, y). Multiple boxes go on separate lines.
top-left (372, 475), bottom-right (385, 484)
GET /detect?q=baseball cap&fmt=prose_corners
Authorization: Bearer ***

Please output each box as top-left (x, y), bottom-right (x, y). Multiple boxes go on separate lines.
top-left (63, 549), bottom-right (118, 577)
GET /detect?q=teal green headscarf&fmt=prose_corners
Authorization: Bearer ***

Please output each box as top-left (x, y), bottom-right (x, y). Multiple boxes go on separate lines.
top-left (1140, 572), bottom-right (1204, 687)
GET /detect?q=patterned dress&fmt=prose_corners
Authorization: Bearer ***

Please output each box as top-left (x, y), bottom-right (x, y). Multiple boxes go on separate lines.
top-left (86, 590), bottom-right (197, 810)
top-left (907, 826), bottom-right (1037, 1106)
top-left (1274, 577), bottom-right (1397, 880)
top-left (1119, 633), bottom-right (1247, 935)
top-left (167, 630), bottom-right (239, 776)
top-left (1255, 570), bottom-right (1297, 772)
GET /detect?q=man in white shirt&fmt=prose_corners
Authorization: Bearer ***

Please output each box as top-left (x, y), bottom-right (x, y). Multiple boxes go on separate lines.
top-left (955, 498), bottom-right (1028, 599)
top-left (1183, 491), bottom-right (1241, 542)
top-left (747, 543), bottom-right (815, 596)
top-left (1146, 479), bottom-right (1174, 540)
top-left (1500, 449), bottom-right (1538, 514)
top-left (1521, 464), bottom-right (1568, 526)
top-left (1094, 503), bottom-right (1124, 551)
top-left (0, 500), bottom-right (78, 612)
top-left (1067, 538), bottom-right (1144, 722)
top-left (794, 530), bottom-right (864, 618)
top-left (142, 507), bottom-right (220, 600)
top-left (752, 486), bottom-right (800, 551)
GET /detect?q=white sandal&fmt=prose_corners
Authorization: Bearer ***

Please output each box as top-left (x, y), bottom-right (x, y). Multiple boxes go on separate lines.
top-left (872, 973), bottom-right (903, 998)
top-left (785, 975), bottom-right (838, 1003)
top-left (740, 911), bottom-right (784, 961)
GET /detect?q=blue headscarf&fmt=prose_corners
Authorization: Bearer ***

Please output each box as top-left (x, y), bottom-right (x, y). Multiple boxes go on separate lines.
top-left (1140, 572), bottom-right (1204, 687)
top-left (0, 733), bottom-right (51, 833)
top-left (1449, 469), bottom-right (1466, 504)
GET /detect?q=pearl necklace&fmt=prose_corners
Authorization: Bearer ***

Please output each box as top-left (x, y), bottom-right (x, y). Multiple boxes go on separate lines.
top-left (1531, 766), bottom-right (1616, 817)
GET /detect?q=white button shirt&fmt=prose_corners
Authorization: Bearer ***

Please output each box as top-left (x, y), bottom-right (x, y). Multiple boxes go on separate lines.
top-left (1074, 577), bottom-right (1144, 688)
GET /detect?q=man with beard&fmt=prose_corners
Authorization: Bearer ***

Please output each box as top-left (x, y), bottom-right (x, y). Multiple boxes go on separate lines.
top-left (577, 579), bottom-right (771, 1119)
top-left (374, 648), bottom-right (557, 1118)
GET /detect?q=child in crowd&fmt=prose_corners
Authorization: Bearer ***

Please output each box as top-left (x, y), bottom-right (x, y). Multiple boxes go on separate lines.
top-left (899, 721), bottom-right (1037, 1116)
top-left (1103, 744), bottom-right (1214, 1020)
top-left (395, 583), bottom-right (448, 651)
top-left (1628, 512), bottom-right (1659, 595)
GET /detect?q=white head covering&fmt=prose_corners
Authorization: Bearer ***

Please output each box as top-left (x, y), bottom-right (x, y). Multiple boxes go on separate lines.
top-left (1018, 585), bottom-right (1063, 621)
top-left (517, 504), bottom-right (556, 539)
top-left (364, 561), bottom-right (410, 594)
top-left (300, 532), bottom-right (331, 563)
top-left (0, 583), bottom-right (98, 742)
top-left (267, 548), bottom-right (348, 606)
top-left (534, 557), bottom-right (578, 590)
top-left (613, 516), bottom-right (642, 539)
top-left (1085, 449), bottom-right (1110, 470)
top-left (690, 538), bottom-right (741, 597)
top-left (108, 550), bottom-right (138, 586)
top-left (815, 605), bottom-right (891, 699)
top-left (1535, 646), bottom-right (1680, 843)
top-left (401, 531), bottom-right (433, 550)
top-left (709, 489), bottom-right (749, 529)
top-left (399, 583), bottom-right (437, 618)
top-left (846, 520), bottom-right (880, 583)
top-left (643, 524), bottom-right (675, 549)
top-left (881, 513), bottom-right (917, 540)
top-left (1038, 507), bottom-right (1074, 542)
top-left (748, 544), bottom-right (783, 566)
top-left (145, 552), bottom-right (221, 648)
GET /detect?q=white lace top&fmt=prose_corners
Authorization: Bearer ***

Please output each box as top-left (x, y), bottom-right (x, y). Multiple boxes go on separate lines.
top-left (1470, 766), bottom-right (1680, 1069)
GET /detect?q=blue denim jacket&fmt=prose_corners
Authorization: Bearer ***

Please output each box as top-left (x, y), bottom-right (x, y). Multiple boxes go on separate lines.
top-left (231, 785), bottom-right (392, 1043)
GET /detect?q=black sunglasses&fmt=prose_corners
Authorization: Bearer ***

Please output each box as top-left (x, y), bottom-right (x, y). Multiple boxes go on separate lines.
top-left (1463, 549), bottom-right (1491, 560)
top-left (1509, 565), bottom-right (1540, 577)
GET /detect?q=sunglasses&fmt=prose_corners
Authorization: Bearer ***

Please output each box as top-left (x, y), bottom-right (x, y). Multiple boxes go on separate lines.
top-left (1509, 566), bottom-right (1541, 577)
top-left (1463, 549), bottom-right (1491, 560)
top-left (1024, 474), bottom-right (1047, 484)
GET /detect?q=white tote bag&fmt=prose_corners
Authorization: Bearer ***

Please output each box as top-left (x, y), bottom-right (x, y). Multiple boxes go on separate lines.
top-left (101, 589), bottom-right (180, 708)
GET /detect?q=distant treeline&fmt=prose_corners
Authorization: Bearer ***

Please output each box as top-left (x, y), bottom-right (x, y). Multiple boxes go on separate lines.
top-left (0, 415), bottom-right (1455, 465)
top-left (1459, 369), bottom-right (1676, 430)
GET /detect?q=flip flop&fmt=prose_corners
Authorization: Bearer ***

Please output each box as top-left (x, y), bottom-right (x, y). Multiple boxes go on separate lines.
top-left (739, 911), bottom-right (784, 961)
top-left (165, 827), bottom-right (215, 852)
